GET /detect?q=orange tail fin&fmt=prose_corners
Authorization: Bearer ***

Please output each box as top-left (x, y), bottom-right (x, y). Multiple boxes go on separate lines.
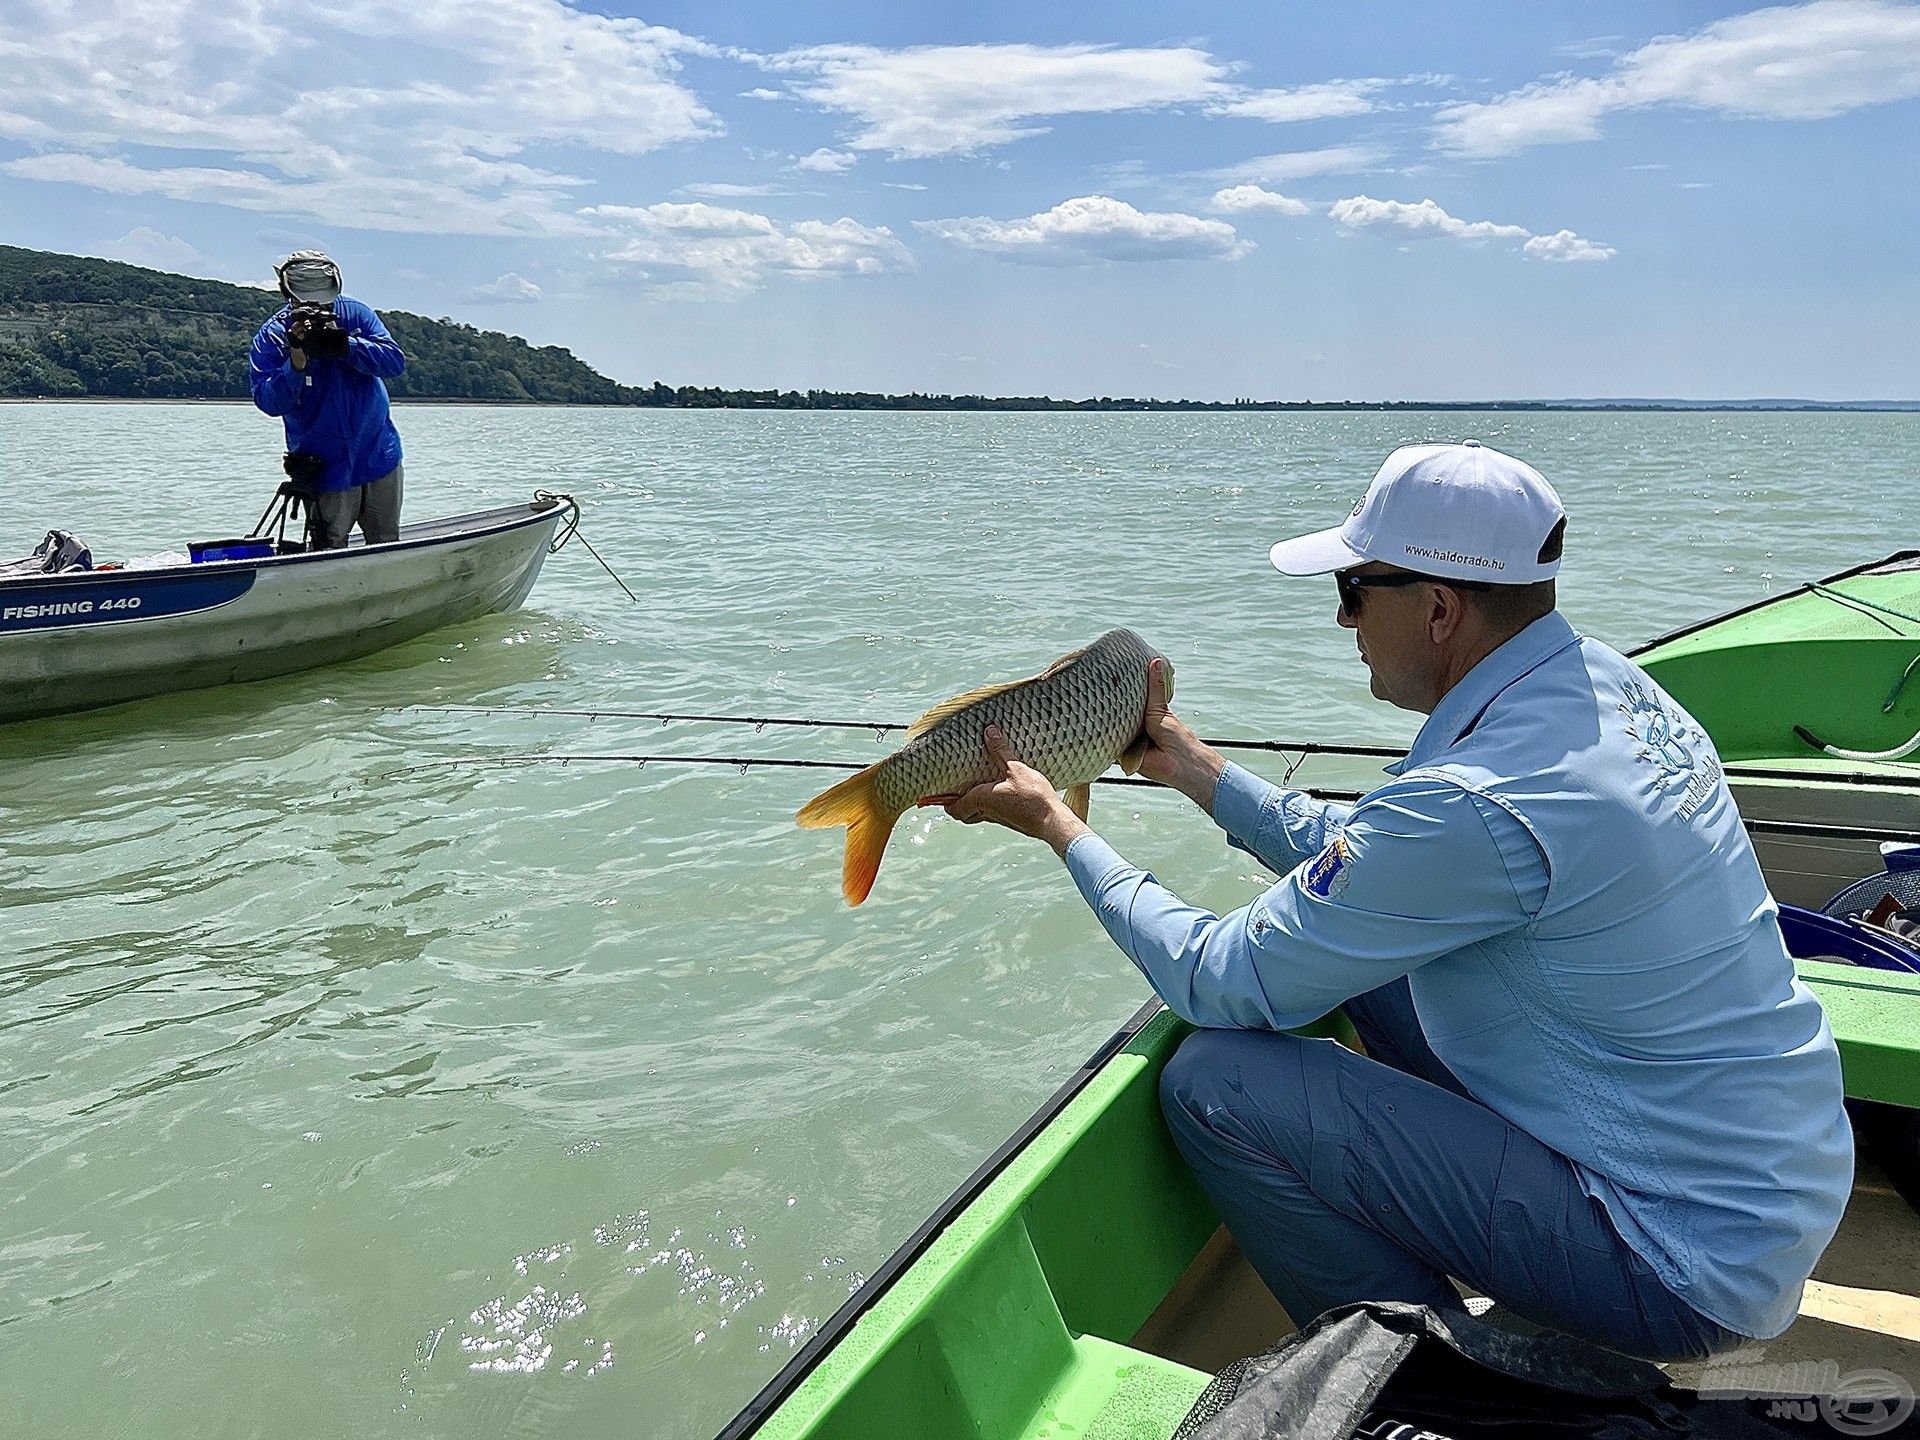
top-left (796, 764), bottom-right (902, 906)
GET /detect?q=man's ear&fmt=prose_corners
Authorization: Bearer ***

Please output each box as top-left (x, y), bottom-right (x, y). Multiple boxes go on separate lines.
top-left (1427, 582), bottom-right (1468, 644)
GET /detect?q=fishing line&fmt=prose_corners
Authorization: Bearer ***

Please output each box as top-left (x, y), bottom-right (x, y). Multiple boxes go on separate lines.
top-left (400, 704), bottom-right (1407, 761)
top-left (537, 490), bottom-right (641, 605)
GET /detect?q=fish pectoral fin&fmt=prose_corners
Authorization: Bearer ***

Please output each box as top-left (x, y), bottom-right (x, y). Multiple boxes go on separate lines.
top-left (903, 679), bottom-right (1026, 740)
top-left (1118, 735), bottom-right (1151, 776)
top-left (1064, 782), bottom-right (1091, 822)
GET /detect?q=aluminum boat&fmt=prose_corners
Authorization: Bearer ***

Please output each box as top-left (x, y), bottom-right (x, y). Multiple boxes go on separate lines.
top-left (0, 492), bottom-right (576, 724)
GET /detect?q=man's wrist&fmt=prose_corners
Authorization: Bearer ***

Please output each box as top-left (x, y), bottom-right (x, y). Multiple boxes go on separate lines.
top-left (1180, 752), bottom-right (1227, 813)
top-left (1044, 813), bottom-right (1093, 857)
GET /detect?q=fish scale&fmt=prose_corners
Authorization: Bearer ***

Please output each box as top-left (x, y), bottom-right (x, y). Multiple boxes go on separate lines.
top-left (799, 629), bottom-right (1171, 905)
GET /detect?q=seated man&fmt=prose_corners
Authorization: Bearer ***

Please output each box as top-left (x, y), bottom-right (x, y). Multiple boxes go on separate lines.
top-left (248, 250), bottom-right (407, 550)
top-left (943, 440), bottom-right (1851, 1360)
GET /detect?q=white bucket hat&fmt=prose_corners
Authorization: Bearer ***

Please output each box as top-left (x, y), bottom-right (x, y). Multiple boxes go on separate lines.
top-left (1268, 440), bottom-right (1566, 584)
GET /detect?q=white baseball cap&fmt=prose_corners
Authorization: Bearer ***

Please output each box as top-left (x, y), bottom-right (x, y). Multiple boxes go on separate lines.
top-left (1268, 440), bottom-right (1566, 584)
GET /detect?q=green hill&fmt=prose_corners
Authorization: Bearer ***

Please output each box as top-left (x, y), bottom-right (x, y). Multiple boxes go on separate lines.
top-left (0, 245), bottom-right (642, 403)
top-left (6, 245), bottom-right (1910, 412)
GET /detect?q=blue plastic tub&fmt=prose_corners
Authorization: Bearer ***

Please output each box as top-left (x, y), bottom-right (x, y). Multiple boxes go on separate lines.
top-left (188, 536), bottom-right (274, 563)
top-left (1779, 903), bottom-right (1920, 974)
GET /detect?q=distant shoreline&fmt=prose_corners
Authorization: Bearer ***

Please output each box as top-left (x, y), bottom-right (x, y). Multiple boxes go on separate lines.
top-left (3, 396), bottom-right (1917, 413)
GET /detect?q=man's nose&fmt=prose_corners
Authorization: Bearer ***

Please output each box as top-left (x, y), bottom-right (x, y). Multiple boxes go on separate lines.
top-left (1336, 602), bottom-right (1357, 630)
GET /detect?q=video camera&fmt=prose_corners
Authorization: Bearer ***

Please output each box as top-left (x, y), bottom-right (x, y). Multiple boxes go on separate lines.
top-left (286, 300), bottom-right (348, 357)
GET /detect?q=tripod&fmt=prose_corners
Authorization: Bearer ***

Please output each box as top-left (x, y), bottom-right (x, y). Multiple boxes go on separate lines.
top-left (251, 482), bottom-right (315, 552)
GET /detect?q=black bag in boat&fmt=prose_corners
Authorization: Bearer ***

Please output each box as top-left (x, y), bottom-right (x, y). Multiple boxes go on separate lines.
top-left (1172, 1301), bottom-right (1919, 1439)
top-left (0, 530), bottom-right (92, 577)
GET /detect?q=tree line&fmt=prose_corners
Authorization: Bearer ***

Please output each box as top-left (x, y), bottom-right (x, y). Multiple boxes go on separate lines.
top-left (0, 246), bottom-right (641, 404)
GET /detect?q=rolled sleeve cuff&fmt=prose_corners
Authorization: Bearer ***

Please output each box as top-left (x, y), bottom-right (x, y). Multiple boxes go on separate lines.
top-left (1212, 761), bottom-right (1281, 847)
top-left (1064, 831), bottom-right (1134, 910)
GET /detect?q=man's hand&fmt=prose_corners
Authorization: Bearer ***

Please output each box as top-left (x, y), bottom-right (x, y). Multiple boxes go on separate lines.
top-left (1136, 657), bottom-right (1227, 814)
top-left (288, 343), bottom-right (307, 372)
top-left (935, 725), bottom-right (1090, 856)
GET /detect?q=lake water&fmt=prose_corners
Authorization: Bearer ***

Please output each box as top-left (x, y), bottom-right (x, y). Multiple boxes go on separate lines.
top-left (2, 404), bottom-right (1914, 1438)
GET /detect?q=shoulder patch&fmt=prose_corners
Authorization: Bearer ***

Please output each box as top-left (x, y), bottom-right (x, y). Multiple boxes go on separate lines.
top-left (1303, 831), bottom-right (1354, 900)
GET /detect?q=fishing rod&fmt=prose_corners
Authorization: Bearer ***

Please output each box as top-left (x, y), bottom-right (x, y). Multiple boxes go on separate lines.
top-left (383, 749), bottom-right (1372, 802)
top-left (399, 704), bottom-right (1409, 762)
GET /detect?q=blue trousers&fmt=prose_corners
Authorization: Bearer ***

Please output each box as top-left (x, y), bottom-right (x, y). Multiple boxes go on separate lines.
top-left (1159, 979), bottom-right (1740, 1361)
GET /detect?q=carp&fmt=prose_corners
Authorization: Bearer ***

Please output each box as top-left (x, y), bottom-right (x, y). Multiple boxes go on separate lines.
top-left (797, 628), bottom-right (1171, 904)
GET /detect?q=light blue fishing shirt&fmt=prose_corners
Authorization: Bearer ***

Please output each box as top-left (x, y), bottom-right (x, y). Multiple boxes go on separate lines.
top-left (1064, 611), bottom-right (1852, 1339)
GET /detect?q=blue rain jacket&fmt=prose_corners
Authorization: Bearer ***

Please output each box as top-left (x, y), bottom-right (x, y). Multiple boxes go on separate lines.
top-left (1065, 611), bottom-right (1852, 1341)
top-left (249, 297), bottom-right (405, 493)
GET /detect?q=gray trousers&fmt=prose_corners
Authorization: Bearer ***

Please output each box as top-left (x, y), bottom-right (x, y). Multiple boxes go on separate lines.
top-left (310, 465), bottom-right (403, 549)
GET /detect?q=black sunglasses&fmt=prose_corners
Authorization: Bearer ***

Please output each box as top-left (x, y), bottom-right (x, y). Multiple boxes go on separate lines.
top-left (1336, 568), bottom-right (1492, 615)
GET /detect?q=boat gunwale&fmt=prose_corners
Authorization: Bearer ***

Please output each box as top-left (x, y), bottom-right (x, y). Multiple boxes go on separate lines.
top-left (0, 495), bottom-right (572, 596)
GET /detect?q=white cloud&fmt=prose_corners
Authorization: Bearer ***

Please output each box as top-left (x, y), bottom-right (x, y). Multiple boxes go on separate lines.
top-left (1209, 184), bottom-right (1311, 216)
top-left (1329, 194), bottom-right (1613, 263)
top-left (95, 226), bottom-right (204, 272)
top-left (1328, 196), bottom-right (1529, 241)
top-left (587, 201), bottom-right (913, 295)
top-left (1210, 144), bottom-right (1390, 185)
top-left (1, 151), bottom-right (591, 237)
top-left (1210, 79), bottom-right (1387, 123)
top-left (1521, 230), bottom-right (1617, 262)
top-left (916, 195), bottom-right (1250, 265)
top-left (471, 271), bottom-right (544, 301)
top-left (756, 42), bottom-right (1232, 158)
top-left (0, 0), bottom-right (718, 234)
top-left (1436, 0), bottom-right (1920, 156)
top-left (792, 147), bottom-right (857, 173)
top-left (682, 182), bottom-right (788, 197)
top-left (883, 181), bottom-right (928, 191)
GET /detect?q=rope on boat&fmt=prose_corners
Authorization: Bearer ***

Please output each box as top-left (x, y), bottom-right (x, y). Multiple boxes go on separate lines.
top-left (1807, 582), bottom-right (1920, 636)
top-left (1794, 723), bottom-right (1920, 764)
top-left (536, 490), bottom-right (640, 605)
top-left (396, 704), bottom-right (1409, 763)
top-left (1790, 587), bottom-right (1920, 758)
top-left (1884, 654), bottom-right (1920, 714)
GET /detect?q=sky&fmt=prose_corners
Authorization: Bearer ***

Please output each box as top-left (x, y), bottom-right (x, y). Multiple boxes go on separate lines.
top-left (1, 1), bottom-right (1917, 401)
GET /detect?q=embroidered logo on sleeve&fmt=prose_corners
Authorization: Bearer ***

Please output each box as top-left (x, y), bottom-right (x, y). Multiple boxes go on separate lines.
top-left (1303, 832), bottom-right (1354, 899)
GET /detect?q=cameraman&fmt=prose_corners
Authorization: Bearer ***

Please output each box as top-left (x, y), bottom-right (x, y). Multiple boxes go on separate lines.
top-left (248, 251), bottom-right (407, 549)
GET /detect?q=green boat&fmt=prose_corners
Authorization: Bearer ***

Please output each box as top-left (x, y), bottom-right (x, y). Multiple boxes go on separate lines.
top-left (717, 554), bottom-right (1920, 1440)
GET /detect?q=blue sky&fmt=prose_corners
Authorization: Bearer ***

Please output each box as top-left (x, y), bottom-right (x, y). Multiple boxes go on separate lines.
top-left (2, 1), bottom-right (1917, 400)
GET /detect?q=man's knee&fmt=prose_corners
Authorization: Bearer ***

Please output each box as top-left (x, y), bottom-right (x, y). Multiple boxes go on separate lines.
top-left (1159, 1028), bottom-right (1311, 1150)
